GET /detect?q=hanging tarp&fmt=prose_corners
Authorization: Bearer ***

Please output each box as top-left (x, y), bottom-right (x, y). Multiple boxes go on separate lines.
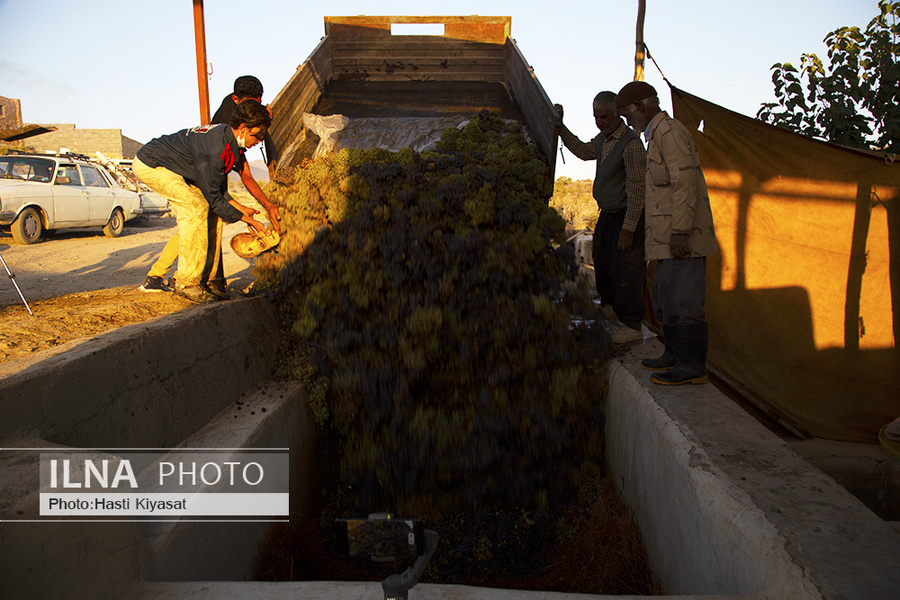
top-left (0, 124), bottom-right (56, 142)
top-left (670, 87), bottom-right (899, 444)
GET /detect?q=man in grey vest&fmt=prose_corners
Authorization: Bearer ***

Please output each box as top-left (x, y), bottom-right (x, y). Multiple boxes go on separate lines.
top-left (556, 92), bottom-right (647, 344)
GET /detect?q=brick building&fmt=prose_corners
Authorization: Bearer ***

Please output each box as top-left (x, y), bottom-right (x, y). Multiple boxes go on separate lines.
top-left (1, 95), bottom-right (141, 159)
top-left (25, 124), bottom-right (143, 159)
top-left (0, 96), bottom-right (24, 130)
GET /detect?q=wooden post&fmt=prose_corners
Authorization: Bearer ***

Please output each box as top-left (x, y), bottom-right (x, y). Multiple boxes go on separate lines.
top-left (634, 0), bottom-right (646, 81)
top-left (192, 0), bottom-right (211, 125)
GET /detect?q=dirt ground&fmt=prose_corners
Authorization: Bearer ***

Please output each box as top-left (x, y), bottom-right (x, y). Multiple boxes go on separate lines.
top-left (0, 215), bottom-right (261, 365)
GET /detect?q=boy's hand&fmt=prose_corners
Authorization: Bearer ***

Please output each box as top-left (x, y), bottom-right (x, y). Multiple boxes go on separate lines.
top-left (265, 205), bottom-right (282, 234)
top-left (243, 216), bottom-right (265, 234)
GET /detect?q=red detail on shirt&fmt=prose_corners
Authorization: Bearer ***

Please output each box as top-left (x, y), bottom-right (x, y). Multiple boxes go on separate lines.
top-left (221, 145), bottom-right (236, 173)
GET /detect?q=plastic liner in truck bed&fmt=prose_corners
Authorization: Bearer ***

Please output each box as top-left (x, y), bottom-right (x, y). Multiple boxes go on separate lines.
top-left (269, 16), bottom-right (557, 172)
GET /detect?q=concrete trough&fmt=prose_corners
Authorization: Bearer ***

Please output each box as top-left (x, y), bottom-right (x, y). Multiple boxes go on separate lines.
top-left (0, 297), bottom-right (281, 448)
top-left (0, 298), bottom-right (321, 598)
top-left (1, 299), bottom-right (898, 600)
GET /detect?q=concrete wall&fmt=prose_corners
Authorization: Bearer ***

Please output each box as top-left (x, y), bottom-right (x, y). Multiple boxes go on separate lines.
top-left (142, 381), bottom-right (321, 582)
top-left (0, 296), bottom-right (320, 600)
top-left (790, 437), bottom-right (900, 521)
top-left (0, 386), bottom-right (321, 600)
top-left (606, 342), bottom-right (900, 600)
top-left (0, 297), bottom-right (279, 447)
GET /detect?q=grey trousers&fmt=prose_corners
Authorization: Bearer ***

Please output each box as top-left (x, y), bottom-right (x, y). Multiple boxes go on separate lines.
top-left (652, 256), bottom-right (707, 327)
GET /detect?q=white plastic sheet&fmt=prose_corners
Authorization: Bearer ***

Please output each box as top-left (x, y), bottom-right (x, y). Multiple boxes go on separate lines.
top-left (302, 113), bottom-right (469, 158)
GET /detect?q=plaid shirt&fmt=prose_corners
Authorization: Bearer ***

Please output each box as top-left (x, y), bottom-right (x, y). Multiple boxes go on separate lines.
top-left (559, 120), bottom-right (646, 232)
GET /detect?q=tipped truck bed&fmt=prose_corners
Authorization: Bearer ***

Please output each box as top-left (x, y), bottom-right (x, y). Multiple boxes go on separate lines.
top-left (269, 16), bottom-right (558, 178)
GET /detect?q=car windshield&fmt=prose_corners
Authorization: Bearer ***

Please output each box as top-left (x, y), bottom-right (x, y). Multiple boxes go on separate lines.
top-left (0, 156), bottom-right (55, 182)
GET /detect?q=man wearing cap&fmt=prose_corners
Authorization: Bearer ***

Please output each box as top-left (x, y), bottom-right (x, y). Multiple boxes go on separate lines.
top-left (616, 81), bottom-right (718, 385)
top-left (555, 92), bottom-right (647, 344)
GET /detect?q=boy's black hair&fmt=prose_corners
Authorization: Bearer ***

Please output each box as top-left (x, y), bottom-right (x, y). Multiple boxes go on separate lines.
top-left (233, 75), bottom-right (264, 100)
top-left (230, 99), bottom-right (271, 133)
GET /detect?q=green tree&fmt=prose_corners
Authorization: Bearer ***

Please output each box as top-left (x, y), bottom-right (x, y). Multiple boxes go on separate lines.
top-left (549, 177), bottom-right (597, 231)
top-left (757, 0), bottom-right (899, 153)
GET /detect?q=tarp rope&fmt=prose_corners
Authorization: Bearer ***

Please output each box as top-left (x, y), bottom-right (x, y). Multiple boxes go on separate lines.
top-left (642, 43), bottom-right (673, 92)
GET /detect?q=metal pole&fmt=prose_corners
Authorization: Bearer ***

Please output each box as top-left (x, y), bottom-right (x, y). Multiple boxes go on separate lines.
top-left (0, 253), bottom-right (34, 316)
top-left (634, 0), bottom-right (646, 81)
top-left (193, 0), bottom-right (211, 125)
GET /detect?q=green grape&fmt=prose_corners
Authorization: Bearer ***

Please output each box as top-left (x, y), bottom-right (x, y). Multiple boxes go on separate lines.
top-left (256, 110), bottom-right (610, 519)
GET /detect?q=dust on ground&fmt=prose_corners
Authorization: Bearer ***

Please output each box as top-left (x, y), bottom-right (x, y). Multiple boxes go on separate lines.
top-left (0, 286), bottom-right (192, 362)
top-left (0, 213), bottom-right (261, 366)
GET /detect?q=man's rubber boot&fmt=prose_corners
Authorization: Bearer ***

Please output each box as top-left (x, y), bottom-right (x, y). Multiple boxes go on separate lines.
top-left (651, 322), bottom-right (708, 385)
top-left (642, 325), bottom-right (677, 371)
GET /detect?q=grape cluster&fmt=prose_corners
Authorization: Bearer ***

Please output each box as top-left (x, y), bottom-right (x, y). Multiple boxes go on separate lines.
top-left (260, 110), bottom-right (608, 518)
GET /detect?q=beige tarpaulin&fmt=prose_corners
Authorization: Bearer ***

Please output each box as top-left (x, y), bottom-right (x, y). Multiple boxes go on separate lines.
top-left (669, 87), bottom-right (899, 444)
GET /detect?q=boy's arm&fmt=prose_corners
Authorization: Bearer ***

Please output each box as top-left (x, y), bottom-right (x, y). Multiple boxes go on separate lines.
top-left (239, 161), bottom-right (281, 233)
top-left (228, 197), bottom-right (265, 233)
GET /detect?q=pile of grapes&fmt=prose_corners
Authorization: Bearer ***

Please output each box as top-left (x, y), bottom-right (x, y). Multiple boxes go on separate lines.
top-left (258, 110), bottom-right (608, 518)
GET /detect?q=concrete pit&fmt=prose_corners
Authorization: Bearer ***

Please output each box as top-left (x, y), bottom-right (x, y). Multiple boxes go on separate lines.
top-left (1, 297), bottom-right (898, 600)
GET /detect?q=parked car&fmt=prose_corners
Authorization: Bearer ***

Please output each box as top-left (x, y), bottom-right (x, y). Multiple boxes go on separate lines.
top-left (102, 157), bottom-right (170, 220)
top-left (0, 153), bottom-right (151, 244)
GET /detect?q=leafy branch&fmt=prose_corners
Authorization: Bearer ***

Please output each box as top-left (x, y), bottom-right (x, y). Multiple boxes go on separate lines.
top-left (758, 0), bottom-right (898, 152)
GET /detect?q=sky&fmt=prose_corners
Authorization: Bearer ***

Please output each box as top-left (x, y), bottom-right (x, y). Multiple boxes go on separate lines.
top-left (0, 0), bottom-right (878, 181)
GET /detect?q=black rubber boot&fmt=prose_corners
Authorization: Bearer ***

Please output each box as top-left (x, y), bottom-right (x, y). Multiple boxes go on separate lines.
top-left (642, 325), bottom-right (677, 371)
top-left (651, 322), bottom-right (708, 385)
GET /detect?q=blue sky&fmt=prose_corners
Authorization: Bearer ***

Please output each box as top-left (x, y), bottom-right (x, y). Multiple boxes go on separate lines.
top-left (0, 0), bottom-right (877, 180)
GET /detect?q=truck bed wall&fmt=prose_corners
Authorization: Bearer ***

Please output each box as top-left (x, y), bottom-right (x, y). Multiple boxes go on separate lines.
top-left (269, 16), bottom-right (558, 174)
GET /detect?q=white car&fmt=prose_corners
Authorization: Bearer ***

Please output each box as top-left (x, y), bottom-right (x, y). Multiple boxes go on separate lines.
top-left (0, 153), bottom-right (149, 244)
top-left (104, 158), bottom-right (170, 220)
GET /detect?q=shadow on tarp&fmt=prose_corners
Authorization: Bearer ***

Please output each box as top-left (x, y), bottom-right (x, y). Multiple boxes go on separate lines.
top-left (667, 86), bottom-right (899, 444)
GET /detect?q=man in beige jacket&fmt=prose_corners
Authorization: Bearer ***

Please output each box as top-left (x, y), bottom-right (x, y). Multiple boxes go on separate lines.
top-left (616, 81), bottom-right (718, 385)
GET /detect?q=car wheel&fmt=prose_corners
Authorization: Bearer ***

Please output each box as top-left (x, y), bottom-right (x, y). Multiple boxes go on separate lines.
top-left (11, 207), bottom-right (43, 244)
top-left (103, 208), bottom-right (125, 238)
